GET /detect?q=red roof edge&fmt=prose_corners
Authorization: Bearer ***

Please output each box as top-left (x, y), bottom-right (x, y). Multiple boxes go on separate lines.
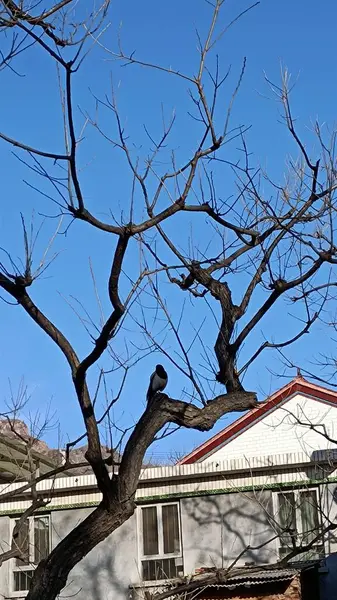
top-left (178, 377), bottom-right (337, 465)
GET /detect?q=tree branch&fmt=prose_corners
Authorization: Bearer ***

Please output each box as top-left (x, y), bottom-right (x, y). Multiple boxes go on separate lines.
top-left (118, 390), bottom-right (257, 501)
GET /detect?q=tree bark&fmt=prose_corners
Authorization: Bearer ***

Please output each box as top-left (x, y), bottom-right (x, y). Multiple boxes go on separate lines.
top-left (25, 499), bottom-right (134, 600)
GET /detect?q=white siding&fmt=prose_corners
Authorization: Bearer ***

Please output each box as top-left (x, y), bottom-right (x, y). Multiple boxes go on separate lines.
top-left (202, 393), bottom-right (337, 463)
top-left (1, 452), bottom-right (336, 513)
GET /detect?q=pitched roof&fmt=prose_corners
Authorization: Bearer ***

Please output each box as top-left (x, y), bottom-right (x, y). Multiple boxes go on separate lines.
top-left (179, 375), bottom-right (337, 464)
top-left (0, 434), bottom-right (60, 482)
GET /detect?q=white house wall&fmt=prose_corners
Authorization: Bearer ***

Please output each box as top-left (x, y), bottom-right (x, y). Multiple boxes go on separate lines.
top-left (1, 484), bottom-right (335, 599)
top-left (51, 508), bottom-right (139, 600)
top-left (0, 464), bottom-right (337, 600)
top-left (201, 393), bottom-right (337, 463)
top-left (0, 508), bottom-right (139, 600)
top-left (323, 483), bottom-right (337, 555)
top-left (0, 491), bottom-right (277, 599)
top-left (180, 490), bottom-right (276, 574)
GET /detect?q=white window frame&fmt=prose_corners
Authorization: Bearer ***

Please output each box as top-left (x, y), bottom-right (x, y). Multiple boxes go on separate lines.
top-left (138, 502), bottom-right (183, 582)
top-left (272, 487), bottom-right (322, 558)
top-left (140, 502), bottom-right (182, 560)
top-left (10, 514), bottom-right (50, 597)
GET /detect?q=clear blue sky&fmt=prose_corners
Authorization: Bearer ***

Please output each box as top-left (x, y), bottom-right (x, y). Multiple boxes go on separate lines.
top-left (1, 0), bottom-right (336, 462)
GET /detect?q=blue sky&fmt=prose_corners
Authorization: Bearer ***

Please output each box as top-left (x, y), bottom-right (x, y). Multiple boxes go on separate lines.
top-left (0, 0), bottom-right (337, 462)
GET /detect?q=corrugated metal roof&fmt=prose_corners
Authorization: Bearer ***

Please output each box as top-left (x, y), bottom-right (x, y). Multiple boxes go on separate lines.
top-left (130, 569), bottom-right (299, 600)
top-left (205, 568), bottom-right (298, 589)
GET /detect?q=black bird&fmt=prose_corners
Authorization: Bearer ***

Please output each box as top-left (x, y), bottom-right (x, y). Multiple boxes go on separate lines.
top-left (147, 364), bottom-right (168, 403)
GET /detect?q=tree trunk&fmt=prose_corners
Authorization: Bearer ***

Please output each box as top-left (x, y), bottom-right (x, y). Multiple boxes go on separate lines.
top-left (25, 500), bottom-right (134, 600)
top-left (25, 392), bottom-right (257, 599)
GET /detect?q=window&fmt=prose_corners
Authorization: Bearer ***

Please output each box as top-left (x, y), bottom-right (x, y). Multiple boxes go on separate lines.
top-left (140, 503), bottom-right (183, 581)
top-left (274, 489), bottom-right (324, 560)
top-left (11, 515), bottom-right (50, 594)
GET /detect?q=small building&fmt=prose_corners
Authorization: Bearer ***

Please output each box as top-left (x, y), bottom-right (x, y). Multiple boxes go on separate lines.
top-left (0, 375), bottom-right (337, 599)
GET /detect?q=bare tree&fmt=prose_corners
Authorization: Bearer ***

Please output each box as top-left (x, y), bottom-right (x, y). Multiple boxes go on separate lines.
top-left (0, 0), bottom-right (337, 598)
top-left (0, 382), bottom-right (59, 567)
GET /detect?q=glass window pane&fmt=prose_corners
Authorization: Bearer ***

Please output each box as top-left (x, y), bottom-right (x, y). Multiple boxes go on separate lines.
top-left (13, 569), bottom-right (34, 592)
top-left (142, 558), bottom-right (179, 581)
top-left (15, 519), bottom-right (30, 566)
top-left (300, 490), bottom-right (319, 544)
top-left (162, 505), bottom-right (180, 554)
top-left (278, 493), bottom-right (296, 547)
top-left (142, 507), bottom-right (158, 556)
top-left (34, 516), bottom-right (50, 563)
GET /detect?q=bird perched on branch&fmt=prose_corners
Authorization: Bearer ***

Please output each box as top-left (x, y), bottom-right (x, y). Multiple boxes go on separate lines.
top-left (147, 364), bottom-right (168, 403)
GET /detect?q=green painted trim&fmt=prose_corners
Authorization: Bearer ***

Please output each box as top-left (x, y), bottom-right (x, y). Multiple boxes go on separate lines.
top-left (1, 476), bottom-right (336, 516)
top-left (136, 476), bottom-right (337, 502)
top-left (1, 502), bottom-right (99, 516)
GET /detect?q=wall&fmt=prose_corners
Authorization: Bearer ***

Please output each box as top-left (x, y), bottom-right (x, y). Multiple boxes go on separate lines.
top-left (322, 482), bottom-right (337, 555)
top-left (0, 516), bottom-right (10, 599)
top-left (0, 491), bottom-right (278, 598)
top-left (51, 507), bottom-right (139, 600)
top-left (0, 508), bottom-right (139, 599)
top-left (203, 393), bottom-right (337, 463)
top-left (0, 483), bottom-right (335, 598)
top-left (180, 490), bottom-right (276, 574)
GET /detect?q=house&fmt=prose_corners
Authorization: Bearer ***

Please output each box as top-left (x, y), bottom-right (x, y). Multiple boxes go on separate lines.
top-left (0, 375), bottom-right (337, 599)
top-left (0, 421), bottom-right (61, 484)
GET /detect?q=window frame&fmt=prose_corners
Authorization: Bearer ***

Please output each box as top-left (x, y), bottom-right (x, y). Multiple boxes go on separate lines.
top-left (10, 514), bottom-right (50, 597)
top-left (139, 502), bottom-right (182, 560)
top-left (273, 487), bottom-right (323, 559)
top-left (138, 502), bottom-right (183, 582)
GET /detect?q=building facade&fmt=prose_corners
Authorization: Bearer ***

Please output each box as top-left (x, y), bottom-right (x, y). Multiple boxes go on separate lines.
top-left (0, 376), bottom-right (337, 599)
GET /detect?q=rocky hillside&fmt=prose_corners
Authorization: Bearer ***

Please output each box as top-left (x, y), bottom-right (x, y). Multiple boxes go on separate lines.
top-left (0, 419), bottom-right (120, 477)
